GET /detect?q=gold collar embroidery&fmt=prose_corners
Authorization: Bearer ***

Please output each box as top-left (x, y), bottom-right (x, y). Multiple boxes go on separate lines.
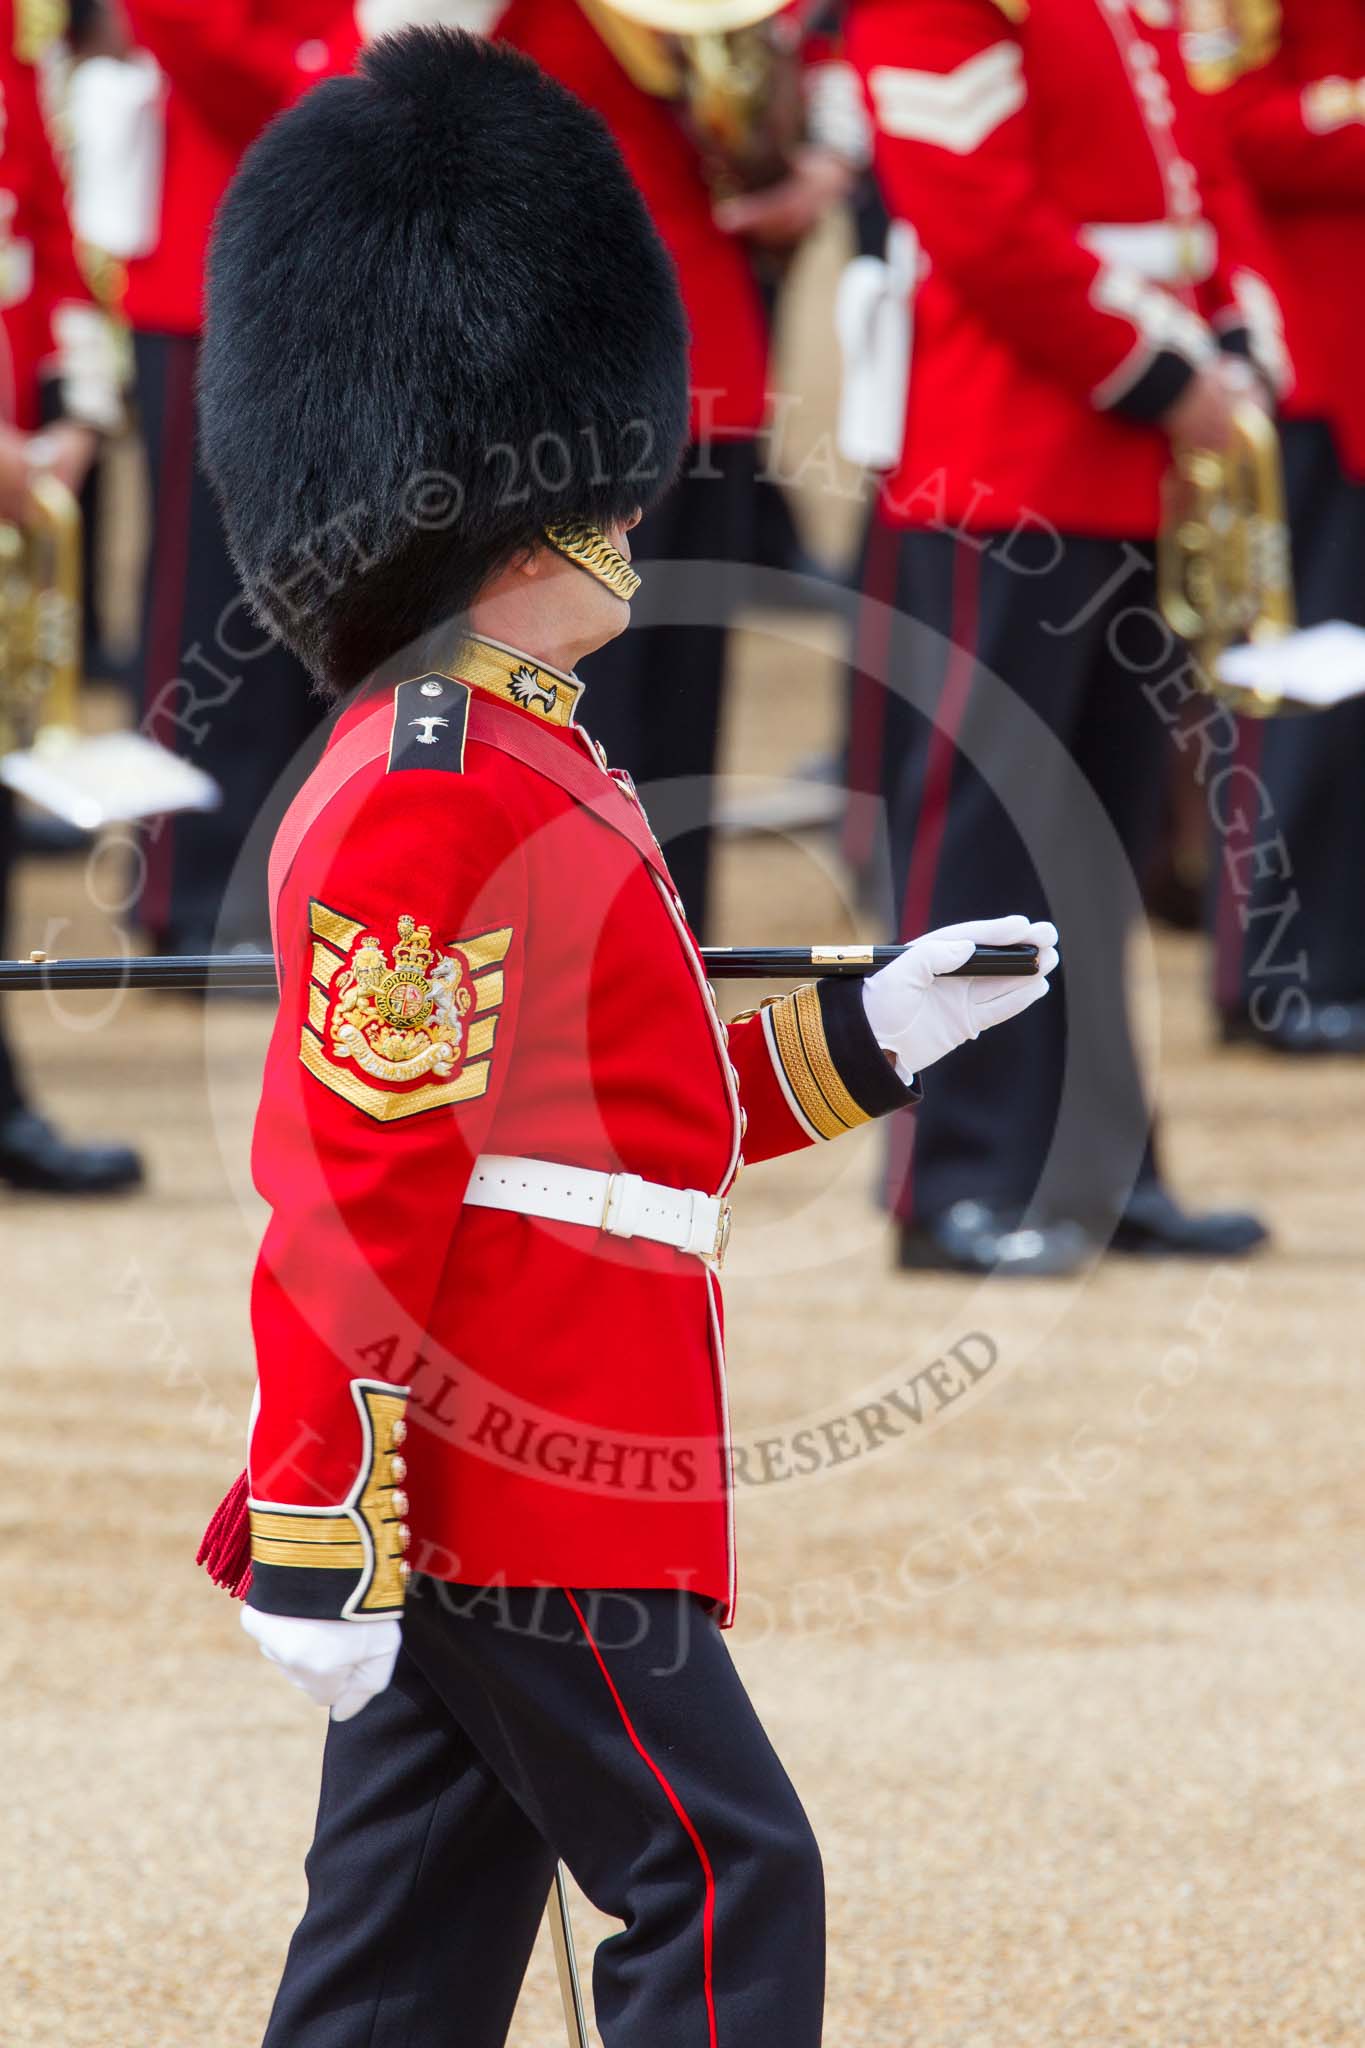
top-left (445, 636), bottom-right (585, 729)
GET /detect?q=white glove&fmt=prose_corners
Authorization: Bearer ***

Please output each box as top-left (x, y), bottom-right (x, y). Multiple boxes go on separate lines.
top-left (861, 915), bottom-right (1059, 1083)
top-left (241, 1608), bottom-right (402, 1723)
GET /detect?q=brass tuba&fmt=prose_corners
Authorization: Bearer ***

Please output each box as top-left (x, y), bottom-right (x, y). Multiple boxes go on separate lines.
top-left (0, 470), bottom-right (219, 827)
top-left (586, 0), bottom-right (802, 195)
top-left (0, 471), bottom-right (83, 758)
top-left (1157, 400), bottom-right (1296, 715)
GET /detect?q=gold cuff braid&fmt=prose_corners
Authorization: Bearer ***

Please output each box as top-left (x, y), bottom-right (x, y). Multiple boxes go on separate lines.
top-left (249, 1381), bottom-right (413, 1616)
top-left (766, 983), bottom-right (872, 1142)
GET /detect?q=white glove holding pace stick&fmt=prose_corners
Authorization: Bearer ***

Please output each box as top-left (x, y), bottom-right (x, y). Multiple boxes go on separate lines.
top-left (862, 916), bottom-right (1059, 1083)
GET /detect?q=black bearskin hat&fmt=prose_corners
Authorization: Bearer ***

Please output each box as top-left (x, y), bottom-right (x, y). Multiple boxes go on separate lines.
top-left (198, 28), bottom-right (689, 692)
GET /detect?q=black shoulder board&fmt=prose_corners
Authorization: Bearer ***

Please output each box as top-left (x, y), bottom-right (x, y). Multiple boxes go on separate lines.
top-left (388, 674), bottom-right (471, 774)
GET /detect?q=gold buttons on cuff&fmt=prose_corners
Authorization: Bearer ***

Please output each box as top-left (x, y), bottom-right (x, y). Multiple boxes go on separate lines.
top-left (397, 1524), bottom-right (412, 1553)
top-left (399, 1559), bottom-right (412, 1585)
top-left (391, 1455), bottom-right (407, 1484)
top-left (391, 1489), bottom-right (410, 1518)
top-left (391, 1419), bottom-right (408, 1447)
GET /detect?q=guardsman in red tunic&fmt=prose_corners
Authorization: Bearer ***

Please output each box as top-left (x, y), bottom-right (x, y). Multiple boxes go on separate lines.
top-left (119, 0), bottom-right (360, 956)
top-left (844, 0), bottom-right (1283, 1274)
top-left (195, 30), bottom-right (1055, 2042)
top-left (0, 0), bottom-right (140, 1192)
top-left (1190, 1), bottom-right (1365, 1053)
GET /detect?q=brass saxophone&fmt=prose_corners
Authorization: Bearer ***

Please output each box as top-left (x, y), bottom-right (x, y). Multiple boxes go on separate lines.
top-left (1157, 401), bottom-right (1296, 715)
top-left (0, 471), bottom-right (82, 758)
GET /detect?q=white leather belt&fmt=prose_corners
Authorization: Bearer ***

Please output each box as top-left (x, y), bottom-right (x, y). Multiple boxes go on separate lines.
top-left (1080, 219), bottom-right (1217, 285)
top-left (464, 1154), bottom-right (732, 1267)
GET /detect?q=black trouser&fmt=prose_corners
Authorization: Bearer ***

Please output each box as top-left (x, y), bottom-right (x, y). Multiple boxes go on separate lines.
top-left (1214, 418), bottom-right (1365, 1021)
top-left (133, 330), bottom-right (326, 950)
top-left (870, 522), bottom-right (1172, 1226)
top-left (578, 441), bottom-right (757, 942)
top-left (261, 1581), bottom-right (824, 2048)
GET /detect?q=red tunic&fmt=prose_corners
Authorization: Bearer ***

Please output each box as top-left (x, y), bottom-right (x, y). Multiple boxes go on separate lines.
top-left (1193, 0), bottom-right (1365, 479)
top-left (121, 0), bottom-right (362, 335)
top-left (0, 0), bottom-right (92, 426)
top-left (242, 639), bottom-right (916, 1624)
top-left (845, 0), bottom-right (1282, 538)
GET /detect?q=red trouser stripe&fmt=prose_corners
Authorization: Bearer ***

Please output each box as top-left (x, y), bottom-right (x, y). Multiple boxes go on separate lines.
top-left (562, 1588), bottom-right (719, 2048)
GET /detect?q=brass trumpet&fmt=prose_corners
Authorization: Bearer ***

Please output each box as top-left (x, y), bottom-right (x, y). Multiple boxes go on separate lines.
top-left (1157, 399), bottom-right (1296, 715)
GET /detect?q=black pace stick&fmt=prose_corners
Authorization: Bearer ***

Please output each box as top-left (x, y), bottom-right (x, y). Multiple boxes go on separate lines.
top-left (0, 944), bottom-right (1039, 997)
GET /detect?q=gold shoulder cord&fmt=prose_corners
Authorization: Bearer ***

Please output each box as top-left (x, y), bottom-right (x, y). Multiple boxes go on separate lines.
top-left (545, 522), bottom-right (642, 601)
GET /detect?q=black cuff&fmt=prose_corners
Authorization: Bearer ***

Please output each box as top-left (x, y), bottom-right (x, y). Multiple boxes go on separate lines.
top-left (247, 1560), bottom-right (363, 1620)
top-left (1217, 324), bottom-right (1277, 401)
top-left (1106, 347), bottom-right (1198, 425)
top-left (816, 976), bottom-right (923, 1117)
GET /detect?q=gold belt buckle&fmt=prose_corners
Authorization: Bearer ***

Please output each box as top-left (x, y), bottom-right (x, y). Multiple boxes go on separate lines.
top-left (707, 1199), bottom-right (733, 1272)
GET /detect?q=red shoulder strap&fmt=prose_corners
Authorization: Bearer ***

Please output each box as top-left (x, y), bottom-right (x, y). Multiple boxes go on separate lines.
top-left (266, 692), bottom-right (676, 972)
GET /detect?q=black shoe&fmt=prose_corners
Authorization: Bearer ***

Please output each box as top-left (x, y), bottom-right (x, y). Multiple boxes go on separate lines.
top-left (1221, 999), bottom-right (1365, 1055)
top-left (0, 1108), bottom-right (144, 1195)
top-left (898, 1201), bottom-right (1094, 1277)
top-left (1110, 1184), bottom-right (1267, 1258)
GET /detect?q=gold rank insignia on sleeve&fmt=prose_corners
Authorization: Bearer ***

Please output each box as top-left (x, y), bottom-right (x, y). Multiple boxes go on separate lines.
top-left (300, 899), bottom-right (513, 1122)
top-left (1181, 0), bottom-right (1281, 92)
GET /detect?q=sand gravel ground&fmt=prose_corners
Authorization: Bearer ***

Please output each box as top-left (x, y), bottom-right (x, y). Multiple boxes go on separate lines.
top-left (6, 223), bottom-right (1365, 2048)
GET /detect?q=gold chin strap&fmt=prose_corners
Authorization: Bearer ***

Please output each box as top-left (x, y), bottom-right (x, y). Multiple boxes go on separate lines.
top-left (544, 521), bottom-right (642, 602)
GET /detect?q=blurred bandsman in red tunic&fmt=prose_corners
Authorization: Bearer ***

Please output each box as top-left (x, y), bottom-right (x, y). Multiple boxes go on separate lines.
top-left (120, 0), bottom-right (360, 956)
top-left (360, 1), bottom-right (865, 934)
top-left (844, 0), bottom-right (1285, 1274)
top-left (193, 29), bottom-right (1055, 2040)
top-left (1190, 0), bottom-right (1365, 1054)
top-left (0, 0), bottom-right (140, 1191)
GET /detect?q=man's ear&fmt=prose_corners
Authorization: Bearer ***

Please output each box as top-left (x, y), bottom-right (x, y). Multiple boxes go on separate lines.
top-left (512, 544), bottom-right (543, 580)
